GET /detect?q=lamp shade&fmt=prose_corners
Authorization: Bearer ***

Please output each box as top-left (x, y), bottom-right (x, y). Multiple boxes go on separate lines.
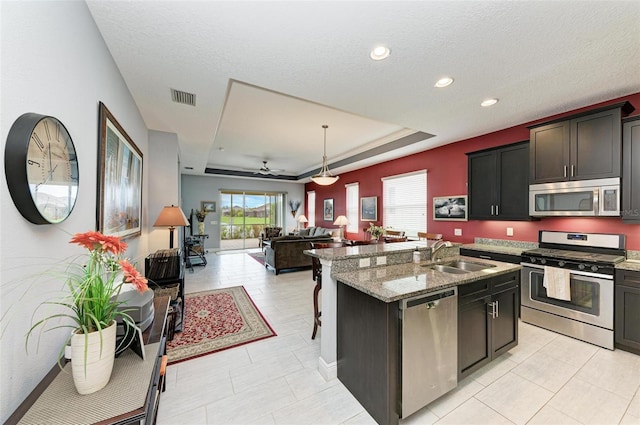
top-left (153, 205), bottom-right (189, 227)
top-left (297, 214), bottom-right (308, 223)
top-left (153, 205), bottom-right (189, 249)
top-left (333, 215), bottom-right (349, 226)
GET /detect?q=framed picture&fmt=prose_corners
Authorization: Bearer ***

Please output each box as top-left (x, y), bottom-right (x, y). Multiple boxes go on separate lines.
top-left (201, 201), bottom-right (216, 212)
top-left (361, 196), bottom-right (378, 221)
top-left (433, 195), bottom-right (468, 221)
top-left (323, 199), bottom-right (334, 221)
top-left (97, 102), bottom-right (143, 238)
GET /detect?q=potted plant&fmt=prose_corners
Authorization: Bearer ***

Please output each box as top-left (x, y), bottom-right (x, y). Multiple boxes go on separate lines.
top-left (195, 209), bottom-right (208, 234)
top-left (26, 231), bottom-right (149, 395)
top-left (366, 223), bottom-right (385, 241)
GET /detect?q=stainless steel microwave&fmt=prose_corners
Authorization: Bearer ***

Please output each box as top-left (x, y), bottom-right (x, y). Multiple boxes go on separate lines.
top-left (529, 178), bottom-right (620, 217)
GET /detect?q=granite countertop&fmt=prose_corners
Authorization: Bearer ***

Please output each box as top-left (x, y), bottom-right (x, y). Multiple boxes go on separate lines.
top-left (333, 255), bottom-right (521, 303)
top-left (615, 260), bottom-right (640, 272)
top-left (461, 243), bottom-right (531, 257)
top-left (305, 240), bottom-right (435, 260)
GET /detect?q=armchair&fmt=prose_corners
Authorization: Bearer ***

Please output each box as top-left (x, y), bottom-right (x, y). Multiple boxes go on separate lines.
top-left (259, 226), bottom-right (283, 248)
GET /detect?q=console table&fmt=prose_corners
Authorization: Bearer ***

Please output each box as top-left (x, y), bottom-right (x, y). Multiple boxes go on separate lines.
top-left (6, 296), bottom-right (170, 425)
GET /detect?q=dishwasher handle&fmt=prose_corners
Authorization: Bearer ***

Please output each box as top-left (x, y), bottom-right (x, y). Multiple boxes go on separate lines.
top-left (404, 289), bottom-right (456, 309)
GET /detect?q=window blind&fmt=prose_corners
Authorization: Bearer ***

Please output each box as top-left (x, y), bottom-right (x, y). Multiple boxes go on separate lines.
top-left (382, 170), bottom-right (427, 237)
top-left (345, 183), bottom-right (359, 233)
top-left (307, 191), bottom-right (316, 227)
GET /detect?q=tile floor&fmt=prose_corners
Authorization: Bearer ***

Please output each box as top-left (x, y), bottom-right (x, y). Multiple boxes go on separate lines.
top-left (157, 250), bottom-right (640, 425)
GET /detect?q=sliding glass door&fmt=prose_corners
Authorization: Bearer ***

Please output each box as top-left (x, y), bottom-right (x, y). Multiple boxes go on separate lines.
top-left (219, 191), bottom-right (285, 250)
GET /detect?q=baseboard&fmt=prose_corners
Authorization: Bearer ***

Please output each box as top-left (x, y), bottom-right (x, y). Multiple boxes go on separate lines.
top-left (318, 357), bottom-right (337, 381)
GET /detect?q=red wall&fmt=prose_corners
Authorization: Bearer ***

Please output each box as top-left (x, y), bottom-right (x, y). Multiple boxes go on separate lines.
top-left (306, 92), bottom-right (640, 250)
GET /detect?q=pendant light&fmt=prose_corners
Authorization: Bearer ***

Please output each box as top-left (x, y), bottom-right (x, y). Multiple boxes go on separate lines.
top-left (311, 124), bottom-right (339, 186)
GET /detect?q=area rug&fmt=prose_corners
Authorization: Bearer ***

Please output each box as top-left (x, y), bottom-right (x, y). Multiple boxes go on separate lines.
top-left (247, 251), bottom-right (265, 265)
top-left (166, 286), bottom-right (275, 364)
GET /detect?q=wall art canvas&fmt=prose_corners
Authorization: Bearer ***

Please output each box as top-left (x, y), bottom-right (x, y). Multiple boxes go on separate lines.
top-left (361, 196), bottom-right (377, 221)
top-left (97, 102), bottom-right (143, 238)
top-left (323, 199), bottom-right (334, 221)
top-left (433, 196), bottom-right (467, 221)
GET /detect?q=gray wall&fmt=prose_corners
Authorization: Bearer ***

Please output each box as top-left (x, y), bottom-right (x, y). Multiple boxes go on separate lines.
top-left (181, 175), bottom-right (306, 249)
top-left (0, 2), bottom-right (150, 420)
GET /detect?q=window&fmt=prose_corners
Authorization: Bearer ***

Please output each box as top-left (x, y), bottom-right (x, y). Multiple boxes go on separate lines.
top-left (307, 191), bottom-right (316, 227)
top-left (345, 183), bottom-right (359, 233)
top-left (382, 170), bottom-right (427, 237)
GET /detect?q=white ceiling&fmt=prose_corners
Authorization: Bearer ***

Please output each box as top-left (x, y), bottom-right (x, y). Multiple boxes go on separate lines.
top-left (86, 1), bottom-right (640, 183)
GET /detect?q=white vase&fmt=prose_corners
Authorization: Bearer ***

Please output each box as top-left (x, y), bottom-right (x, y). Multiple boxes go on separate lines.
top-left (70, 320), bottom-right (116, 395)
top-left (198, 222), bottom-right (205, 234)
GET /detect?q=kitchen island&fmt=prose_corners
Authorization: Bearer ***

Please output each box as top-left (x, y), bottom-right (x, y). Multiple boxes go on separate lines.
top-left (306, 242), bottom-right (521, 425)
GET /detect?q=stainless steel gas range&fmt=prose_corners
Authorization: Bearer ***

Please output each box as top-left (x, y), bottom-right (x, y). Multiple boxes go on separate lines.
top-left (521, 230), bottom-right (626, 349)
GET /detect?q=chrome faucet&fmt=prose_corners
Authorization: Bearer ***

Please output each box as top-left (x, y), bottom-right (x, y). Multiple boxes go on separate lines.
top-left (427, 240), bottom-right (451, 261)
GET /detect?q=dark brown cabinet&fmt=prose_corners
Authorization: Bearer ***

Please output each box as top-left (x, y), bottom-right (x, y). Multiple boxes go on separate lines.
top-left (622, 116), bottom-right (640, 222)
top-left (615, 269), bottom-right (640, 355)
top-left (467, 141), bottom-right (530, 220)
top-left (458, 271), bottom-right (519, 380)
top-left (529, 102), bottom-right (633, 184)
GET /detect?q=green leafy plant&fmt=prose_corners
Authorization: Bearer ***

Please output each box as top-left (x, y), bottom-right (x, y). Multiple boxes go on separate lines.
top-left (366, 223), bottom-right (385, 239)
top-left (195, 209), bottom-right (208, 222)
top-left (25, 231), bottom-right (149, 363)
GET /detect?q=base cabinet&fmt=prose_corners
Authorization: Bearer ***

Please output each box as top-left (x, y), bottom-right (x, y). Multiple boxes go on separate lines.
top-left (458, 271), bottom-right (519, 380)
top-left (615, 269), bottom-right (640, 355)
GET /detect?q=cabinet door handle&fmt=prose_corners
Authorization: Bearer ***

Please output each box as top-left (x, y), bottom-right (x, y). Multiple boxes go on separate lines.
top-left (491, 205), bottom-right (495, 215)
top-left (495, 205), bottom-right (499, 215)
top-left (488, 301), bottom-right (497, 318)
top-left (571, 165), bottom-right (575, 177)
top-left (495, 300), bottom-right (499, 318)
top-left (564, 165), bottom-right (568, 178)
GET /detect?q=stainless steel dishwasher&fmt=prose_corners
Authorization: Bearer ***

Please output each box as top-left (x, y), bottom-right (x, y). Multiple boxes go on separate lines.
top-left (400, 287), bottom-right (458, 418)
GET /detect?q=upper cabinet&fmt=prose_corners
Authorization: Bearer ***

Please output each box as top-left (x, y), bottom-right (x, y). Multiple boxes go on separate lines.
top-left (622, 116), bottom-right (640, 223)
top-left (468, 141), bottom-right (531, 220)
top-left (528, 102), bottom-right (634, 184)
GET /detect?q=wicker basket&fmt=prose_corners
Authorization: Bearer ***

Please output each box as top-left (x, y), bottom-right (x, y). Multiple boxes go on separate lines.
top-left (152, 283), bottom-right (179, 301)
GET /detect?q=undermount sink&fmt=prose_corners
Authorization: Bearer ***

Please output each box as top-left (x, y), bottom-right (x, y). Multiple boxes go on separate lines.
top-left (427, 264), bottom-right (471, 274)
top-left (423, 260), bottom-right (496, 274)
top-left (442, 260), bottom-right (496, 272)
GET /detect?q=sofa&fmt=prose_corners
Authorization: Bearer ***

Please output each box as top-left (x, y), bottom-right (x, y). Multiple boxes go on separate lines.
top-left (264, 228), bottom-right (338, 274)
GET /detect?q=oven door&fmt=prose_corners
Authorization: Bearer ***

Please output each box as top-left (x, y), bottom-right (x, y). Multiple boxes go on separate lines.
top-left (521, 264), bottom-right (613, 329)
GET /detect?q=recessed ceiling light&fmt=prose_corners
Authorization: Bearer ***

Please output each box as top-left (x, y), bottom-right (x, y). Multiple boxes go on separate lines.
top-left (218, 147), bottom-right (225, 151)
top-left (370, 45), bottom-right (390, 61)
top-left (481, 98), bottom-right (499, 107)
top-left (434, 77), bottom-right (454, 88)
top-left (184, 166), bottom-right (194, 170)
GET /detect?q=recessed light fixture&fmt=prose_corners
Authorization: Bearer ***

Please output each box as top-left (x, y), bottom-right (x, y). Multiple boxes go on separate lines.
top-left (434, 77), bottom-right (454, 88)
top-left (370, 45), bottom-right (390, 61)
top-left (184, 166), bottom-right (194, 170)
top-left (481, 98), bottom-right (499, 107)
top-left (218, 147), bottom-right (225, 152)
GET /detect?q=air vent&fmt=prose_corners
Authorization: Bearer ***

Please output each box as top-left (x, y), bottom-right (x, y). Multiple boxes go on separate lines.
top-left (170, 88), bottom-right (196, 106)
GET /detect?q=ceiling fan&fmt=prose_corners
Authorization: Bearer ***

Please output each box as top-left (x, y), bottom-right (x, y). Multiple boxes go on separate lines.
top-left (250, 160), bottom-right (284, 176)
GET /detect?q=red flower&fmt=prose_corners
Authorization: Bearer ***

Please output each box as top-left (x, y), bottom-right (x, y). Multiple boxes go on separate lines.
top-left (70, 231), bottom-right (127, 255)
top-left (119, 260), bottom-right (149, 293)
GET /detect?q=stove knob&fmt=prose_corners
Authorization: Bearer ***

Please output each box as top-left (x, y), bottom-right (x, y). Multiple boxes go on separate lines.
top-left (529, 257), bottom-right (536, 263)
top-left (540, 259), bottom-right (547, 265)
top-left (578, 264), bottom-right (586, 270)
top-left (591, 265), bottom-right (599, 272)
top-left (558, 261), bottom-right (565, 267)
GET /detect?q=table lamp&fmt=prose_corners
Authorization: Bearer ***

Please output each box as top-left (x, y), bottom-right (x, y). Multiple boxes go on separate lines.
top-left (333, 215), bottom-right (349, 240)
top-left (296, 214), bottom-right (308, 232)
top-left (153, 205), bottom-right (189, 248)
